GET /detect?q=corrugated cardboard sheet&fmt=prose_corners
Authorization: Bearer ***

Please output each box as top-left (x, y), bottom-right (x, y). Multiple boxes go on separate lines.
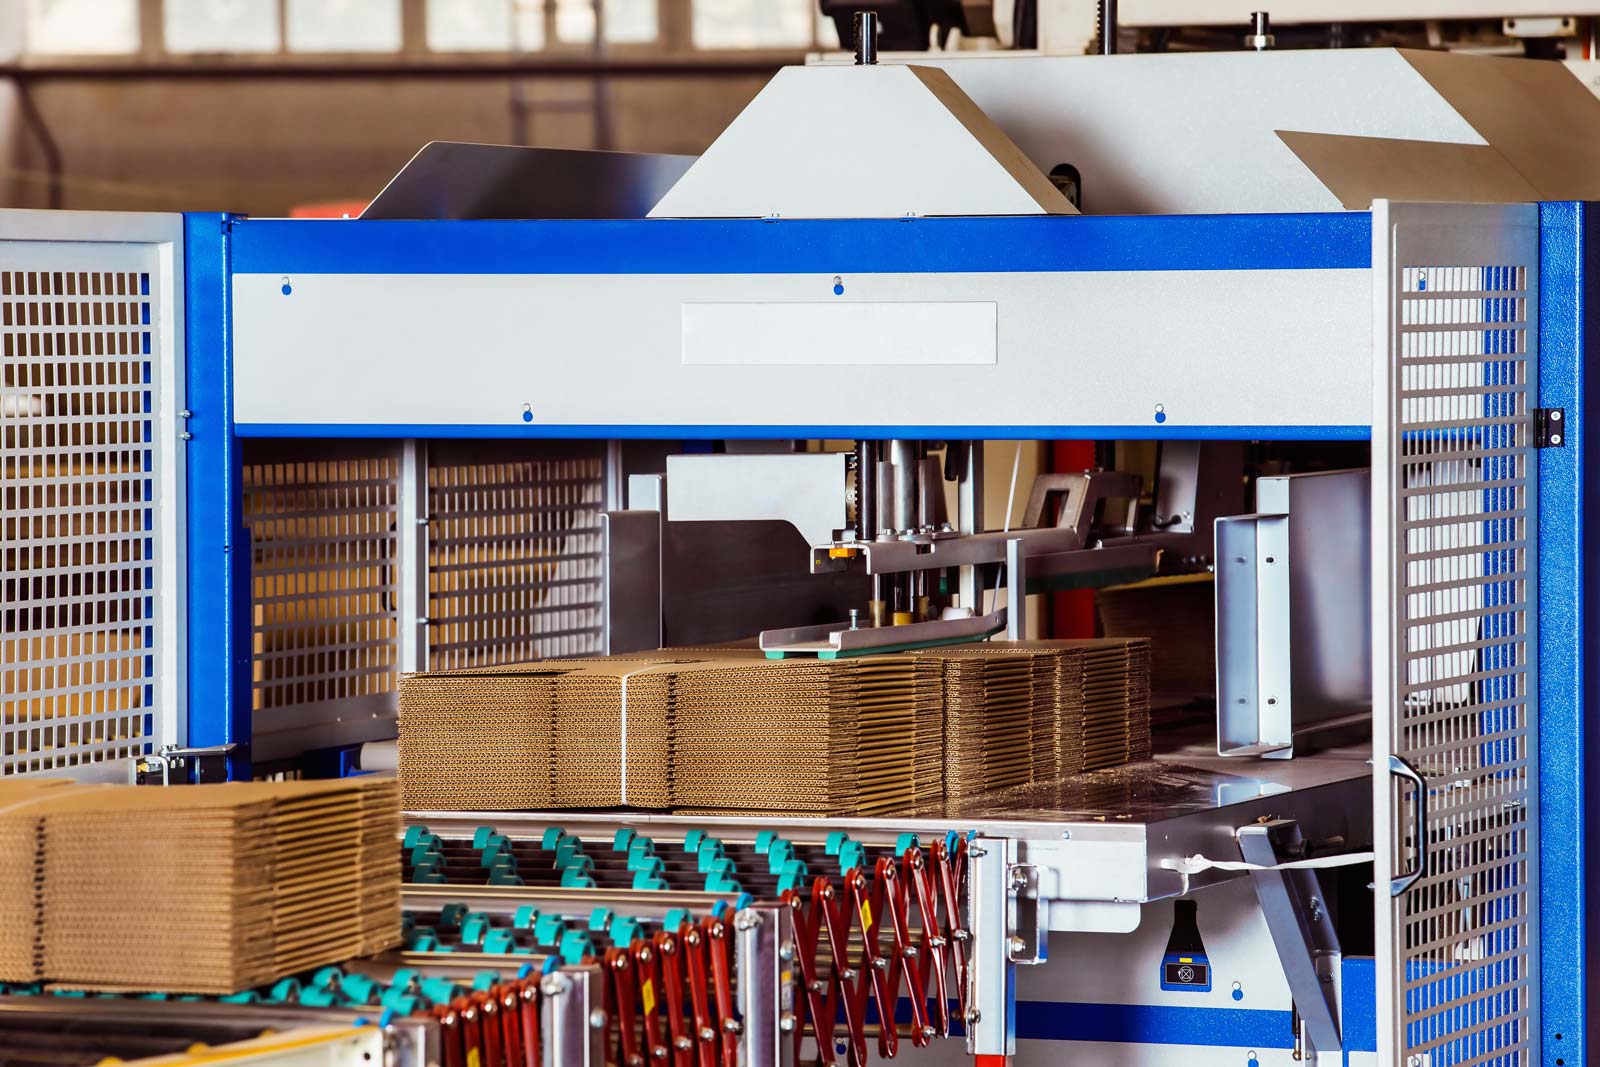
top-left (398, 639), bottom-right (1151, 816)
top-left (0, 778), bottom-right (399, 993)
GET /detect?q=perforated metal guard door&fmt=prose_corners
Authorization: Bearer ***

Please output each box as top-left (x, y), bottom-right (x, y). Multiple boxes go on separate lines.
top-left (1, 218), bottom-right (186, 776)
top-left (1371, 202), bottom-right (1540, 1067)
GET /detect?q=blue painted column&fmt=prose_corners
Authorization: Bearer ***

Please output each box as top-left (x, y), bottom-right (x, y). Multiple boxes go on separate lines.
top-left (183, 213), bottom-right (252, 778)
top-left (1537, 201), bottom-right (1596, 1059)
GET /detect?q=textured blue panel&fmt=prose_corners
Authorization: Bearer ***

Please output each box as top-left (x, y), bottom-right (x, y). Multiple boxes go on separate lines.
top-left (1537, 201), bottom-right (1594, 1061)
top-left (234, 422), bottom-right (1371, 442)
top-left (228, 213), bottom-right (1372, 276)
top-left (183, 213), bottom-right (252, 779)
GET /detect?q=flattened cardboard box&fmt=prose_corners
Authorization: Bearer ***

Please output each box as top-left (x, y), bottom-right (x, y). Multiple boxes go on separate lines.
top-left (18, 778), bottom-right (400, 995)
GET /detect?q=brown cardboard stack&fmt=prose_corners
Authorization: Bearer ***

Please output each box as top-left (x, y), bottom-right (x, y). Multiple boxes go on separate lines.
top-left (1098, 577), bottom-right (1214, 701)
top-left (1079, 638), bottom-right (1154, 770)
top-left (0, 779), bottom-right (70, 981)
top-left (397, 665), bottom-right (570, 809)
top-left (917, 650), bottom-right (1038, 801)
top-left (552, 658), bottom-right (694, 809)
top-left (37, 778), bottom-right (400, 995)
top-left (672, 656), bottom-right (940, 817)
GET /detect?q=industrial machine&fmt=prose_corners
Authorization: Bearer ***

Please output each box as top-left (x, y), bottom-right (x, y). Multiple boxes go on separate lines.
top-left (1, 42), bottom-right (1592, 1067)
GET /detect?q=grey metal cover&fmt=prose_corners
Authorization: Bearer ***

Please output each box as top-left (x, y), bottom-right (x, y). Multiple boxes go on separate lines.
top-left (1371, 201), bottom-right (1540, 1066)
top-left (361, 142), bottom-right (696, 221)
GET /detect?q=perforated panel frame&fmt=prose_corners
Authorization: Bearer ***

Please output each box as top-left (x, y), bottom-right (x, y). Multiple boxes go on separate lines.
top-left (1372, 201), bottom-right (1542, 1067)
top-left (0, 210), bottom-right (188, 778)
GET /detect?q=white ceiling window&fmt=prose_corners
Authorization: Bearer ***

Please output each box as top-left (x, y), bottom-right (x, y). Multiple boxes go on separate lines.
top-left (553, 0), bottom-right (658, 44)
top-left (165, 0), bottom-right (281, 53)
top-left (24, 0), bottom-right (140, 54)
top-left (287, 0), bottom-right (403, 52)
top-left (691, 0), bottom-right (814, 48)
top-left (425, 0), bottom-right (546, 51)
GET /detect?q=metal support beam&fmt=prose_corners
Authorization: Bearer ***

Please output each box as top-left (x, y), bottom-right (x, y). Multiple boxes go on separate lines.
top-left (398, 440), bottom-right (430, 673)
top-left (1238, 820), bottom-right (1343, 1063)
top-left (965, 835), bottom-right (1015, 1057)
top-left (734, 905), bottom-right (795, 1067)
top-left (540, 965), bottom-right (606, 1067)
top-left (957, 441), bottom-right (984, 611)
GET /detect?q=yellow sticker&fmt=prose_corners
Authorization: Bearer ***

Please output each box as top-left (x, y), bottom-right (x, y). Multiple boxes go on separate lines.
top-left (859, 901), bottom-right (873, 929)
top-left (642, 979), bottom-right (657, 1015)
top-left (467, 1050), bottom-right (482, 1067)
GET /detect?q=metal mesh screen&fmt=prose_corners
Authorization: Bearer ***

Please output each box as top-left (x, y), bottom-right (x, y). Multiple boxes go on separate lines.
top-left (243, 446), bottom-right (402, 735)
top-left (1, 263), bottom-right (162, 774)
top-left (1393, 261), bottom-right (1536, 1066)
top-left (425, 443), bottom-right (606, 669)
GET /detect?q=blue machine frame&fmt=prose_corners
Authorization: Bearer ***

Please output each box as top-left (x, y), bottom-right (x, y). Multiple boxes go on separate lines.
top-left (178, 205), bottom-right (1596, 1060)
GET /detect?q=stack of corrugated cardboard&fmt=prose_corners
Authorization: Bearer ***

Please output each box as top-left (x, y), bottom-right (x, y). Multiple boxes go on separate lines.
top-left (397, 665), bottom-right (569, 809)
top-left (395, 637), bottom-right (1151, 813)
top-left (0, 779), bottom-right (68, 981)
top-left (1079, 638), bottom-right (1154, 770)
top-left (916, 649), bottom-right (1038, 800)
top-left (672, 656), bottom-right (940, 817)
top-left (0, 778), bottom-right (400, 994)
top-left (553, 658), bottom-right (688, 809)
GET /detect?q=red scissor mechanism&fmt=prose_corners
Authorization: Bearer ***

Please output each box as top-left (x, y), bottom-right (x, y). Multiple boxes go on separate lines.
top-left (779, 835), bottom-right (972, 1065)
top-left (436, 974), bottom-right (547, 1067)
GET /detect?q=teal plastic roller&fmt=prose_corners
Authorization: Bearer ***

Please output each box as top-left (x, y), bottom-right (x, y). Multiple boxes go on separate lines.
top-left (895, 833), bottom-right (921, 857)
top-left (540, 827), bottom-right (567, 850)
top-left (612, 828), bottom-right (636, 851)
top-left (482, 928), bottom-right (523, 955)
top-left (632, 871), bottom-right (669, 891)
top-left (513, 905), bottom-right (539, 930)
top-left (754, 830), bottom-right (778, 854)
top-left (419, 977), bottom-right (461, 1005)
top-left (560, 868), bottom-right (597, 889)
top-left (825, 831), bottom-right (851, 856)
top-left (460, 912), bottom-right (492, 946)
top-left (533, 914), bottom-right (566, 947)
top-left (439, 903), bottom-right (469, 931)
top-left (472, 826), bottom-right (498, 850)
top-left (704, 873), bottom-right (742, 894)
top-left (682, 829), bottom-right (706, 853)
top-left (558, 930), bottom-right (594, 964)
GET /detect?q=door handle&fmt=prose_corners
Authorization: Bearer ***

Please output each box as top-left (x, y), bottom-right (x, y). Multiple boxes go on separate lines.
top-left (1388, 753), bottom-right (1428, 897)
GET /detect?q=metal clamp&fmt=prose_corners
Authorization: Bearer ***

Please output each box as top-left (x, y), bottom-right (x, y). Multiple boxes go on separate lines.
top-left (1388, 754), bottom-right (1428, 897)
top-left (1006, 863), bottom-right (1046, 966)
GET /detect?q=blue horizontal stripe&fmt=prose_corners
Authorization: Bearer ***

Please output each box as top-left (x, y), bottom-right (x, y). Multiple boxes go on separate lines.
top-left (229, 213), bottom-right (1371, 276)
top-left (234, 422), bottom-right (1372, 442)
top-left (1017, 1001), bottom-right (1295, 1048)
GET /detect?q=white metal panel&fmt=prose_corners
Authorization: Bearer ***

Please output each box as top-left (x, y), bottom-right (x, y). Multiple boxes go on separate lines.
top-left (0, 211), bottom-right (186, 776)
top-left (232, 268), bottom-right (1371, 431)
top-left (1371, 201), bottom-right (1539, 1067)
top-left (647, 64), bottom-right (1071, 219)
top-left (910, 50), bottom-right (1485, 216)
top-left (1122, 0), bottom-right (1600, 24)
top-left (682, 301), bottom-right (997, 366)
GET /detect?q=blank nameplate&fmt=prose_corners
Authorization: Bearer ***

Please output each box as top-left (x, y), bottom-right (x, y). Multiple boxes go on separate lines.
top-left (682, 301), bottom-right (997, 366)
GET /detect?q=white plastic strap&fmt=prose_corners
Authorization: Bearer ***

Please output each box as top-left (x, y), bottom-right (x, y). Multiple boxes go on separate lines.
top-left (617, 664), bottom-right (677, 804)
top-left (1159, 848), bottom-right (1374, 896)
top-left (1160, 851), bottom-right (1375, 876)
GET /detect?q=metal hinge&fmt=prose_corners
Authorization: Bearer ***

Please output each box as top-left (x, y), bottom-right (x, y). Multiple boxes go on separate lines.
top-left (1533, 408), bottom-right (1567, 448)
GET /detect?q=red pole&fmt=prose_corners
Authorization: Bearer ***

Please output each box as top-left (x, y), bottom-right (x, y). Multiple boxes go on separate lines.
top-left (1049, 441), bottom-right (1099, 638)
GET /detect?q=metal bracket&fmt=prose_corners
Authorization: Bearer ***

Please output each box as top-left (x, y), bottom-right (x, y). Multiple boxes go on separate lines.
top-left (734, 905), bottom-right (795, 1067)
top-left (1006, 862), bottom-right (1046, 965)
top-left (1237, 820), bottom-right (1343, 1063)
top-left (965, 835), bottom-right (1016, 1058)
top-left (540, 965), bottom-right (606, 1067)
top-left (1533, 407), bottom-right (1567, 447)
